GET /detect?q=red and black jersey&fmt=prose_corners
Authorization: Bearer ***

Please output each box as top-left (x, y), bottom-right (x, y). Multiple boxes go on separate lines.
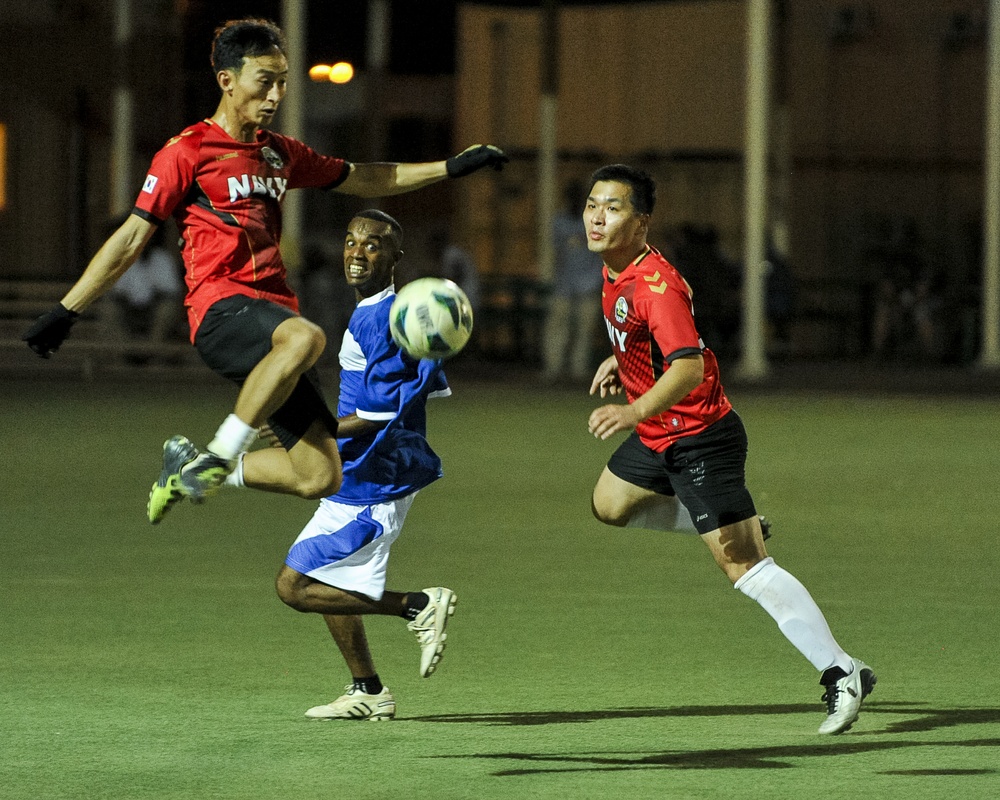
top-left (132, 119), bottom-right (349, 340)
top-left (601, 245), bottom-right (732, 451)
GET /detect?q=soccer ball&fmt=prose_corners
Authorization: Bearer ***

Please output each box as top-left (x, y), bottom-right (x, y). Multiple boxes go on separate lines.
top-left (389, 277), bottom-right (474, 360)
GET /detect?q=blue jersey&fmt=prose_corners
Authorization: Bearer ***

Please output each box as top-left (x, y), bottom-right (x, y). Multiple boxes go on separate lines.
top-left (332, 286), bottom-right (451, 504)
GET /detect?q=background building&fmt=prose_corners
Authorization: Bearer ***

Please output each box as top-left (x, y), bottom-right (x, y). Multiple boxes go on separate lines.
top-left (0, 0), bottom-right (992, 363)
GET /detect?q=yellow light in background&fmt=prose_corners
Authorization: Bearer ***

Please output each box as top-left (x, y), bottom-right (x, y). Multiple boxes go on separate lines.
top-left (328, 62), bottom-right (354, 84)
top-left (308, 64), bottom-right (331, 82)
top-left (0, 123), bottom-right (6, 211)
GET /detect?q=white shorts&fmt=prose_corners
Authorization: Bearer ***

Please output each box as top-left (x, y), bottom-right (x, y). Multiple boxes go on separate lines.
top-left (284, 493), bottom-right (417, 600)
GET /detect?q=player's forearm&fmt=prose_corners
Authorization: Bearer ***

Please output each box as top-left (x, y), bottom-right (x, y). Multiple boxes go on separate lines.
top-left (340, 161), bottom-right (447, 198)
top-left (630, 355), bottom-right (705, 421)
top-left (62, 217), bottom-right (156, 312)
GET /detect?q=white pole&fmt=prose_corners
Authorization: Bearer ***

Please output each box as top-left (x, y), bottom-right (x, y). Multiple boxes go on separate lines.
top-left (739, 0), bottom-right (771, 380)
top-left (980, 0), bottom-right (1000, 368)
top-left (110, 0), bottom-right (133, 217)
top-left (280, 0), bottom-right (305, 271)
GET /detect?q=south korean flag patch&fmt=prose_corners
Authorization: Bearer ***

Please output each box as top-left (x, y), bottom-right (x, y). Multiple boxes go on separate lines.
top-left (142, 174), bottom-right (159, 194)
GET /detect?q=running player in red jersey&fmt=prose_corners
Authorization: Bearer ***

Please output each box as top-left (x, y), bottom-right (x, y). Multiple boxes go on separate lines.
top-left (21, 18), bottom-right (507, 525)
top-left (584, 164), bottom-right (875, 735)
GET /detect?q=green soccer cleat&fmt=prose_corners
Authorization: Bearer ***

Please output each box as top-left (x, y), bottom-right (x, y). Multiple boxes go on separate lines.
top-left (177, 451), bottom-right (235, 503)
top-left (147, 435), bottom-right (200, 524)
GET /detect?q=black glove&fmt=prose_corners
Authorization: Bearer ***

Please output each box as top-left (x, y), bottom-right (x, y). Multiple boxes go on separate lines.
top-left (22, 303), bottom-right (79, 358)
top-left (446, 145), bottom-right (509, 178)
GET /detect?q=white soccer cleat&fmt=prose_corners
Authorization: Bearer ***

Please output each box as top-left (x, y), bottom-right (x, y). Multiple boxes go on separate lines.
top-left (818, 658), bottom-right (876, 734)
top-left (407, 587), bottom-right (457, 677)
top-left (304, 685), bottom-right (396, 721)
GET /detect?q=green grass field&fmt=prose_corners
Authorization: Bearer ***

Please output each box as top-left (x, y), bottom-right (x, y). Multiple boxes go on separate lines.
top-left (2, 374), bottom-right (999, 799)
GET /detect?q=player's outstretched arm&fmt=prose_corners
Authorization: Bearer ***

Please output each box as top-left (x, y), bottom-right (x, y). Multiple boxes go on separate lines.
top-left (23, 214), bottom-right (157, 358)
top-left (336, 145), bottom-right (508, 198)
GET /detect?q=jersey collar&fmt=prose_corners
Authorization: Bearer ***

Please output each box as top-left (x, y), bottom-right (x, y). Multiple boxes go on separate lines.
top-left (357, 285), bottom-right (395, 307)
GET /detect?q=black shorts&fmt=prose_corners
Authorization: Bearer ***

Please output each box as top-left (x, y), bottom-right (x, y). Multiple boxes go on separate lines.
top-left (606, 410), bottom-right (757, 534)
top-left (194, 296), bottom-right (337, 450)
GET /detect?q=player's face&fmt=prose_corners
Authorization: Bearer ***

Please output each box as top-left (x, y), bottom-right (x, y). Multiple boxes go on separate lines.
top-left (584, 180), bottom-right (649, 267)
top-left (222, 49), bottom-right (288, 131)
top-left (344, 218), bottom-right (401, 297)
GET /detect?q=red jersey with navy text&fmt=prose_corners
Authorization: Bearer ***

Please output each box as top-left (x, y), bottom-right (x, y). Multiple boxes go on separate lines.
top-left (602, 245), bottom-right (732, 451)
top-left (132, 119), bottom-right (349, 340)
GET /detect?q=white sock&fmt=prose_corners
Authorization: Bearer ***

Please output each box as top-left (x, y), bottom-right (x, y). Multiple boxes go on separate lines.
top-left (734, 557), bottom-right (852, 672)
top-left (207, 414), bottom-right (257, 461)
top-left (626, 498), bottom-right (698, 533)
top-left (223, 452), bottom-right (246, 488)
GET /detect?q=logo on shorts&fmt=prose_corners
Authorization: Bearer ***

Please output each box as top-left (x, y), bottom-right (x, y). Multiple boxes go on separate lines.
top-left (261, 146), bottom-right (284, 169)
top-left (671, 417), bottom-right (680, 428)
top-left (614, 296), bottom-right (629, 323)
top-left (142, 174), bottom-right (158, 194)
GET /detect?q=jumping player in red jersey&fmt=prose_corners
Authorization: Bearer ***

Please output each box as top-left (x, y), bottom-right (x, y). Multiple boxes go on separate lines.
top-left (583, 164), bottom-right (875, 735)
top-left (21, 18), bottom-right (507, 525)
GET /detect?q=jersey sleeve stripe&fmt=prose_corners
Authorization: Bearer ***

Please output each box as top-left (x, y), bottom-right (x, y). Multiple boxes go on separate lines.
top-left (664, 346), bottom-right (703, 364)
top-left (321, 162), bottom-right (353, 191)
top-left (132, 206), bottom-right (164, 225)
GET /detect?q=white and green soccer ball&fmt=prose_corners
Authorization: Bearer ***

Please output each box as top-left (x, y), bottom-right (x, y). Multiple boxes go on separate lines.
top-left (389, 277), bottom-right (474, 360)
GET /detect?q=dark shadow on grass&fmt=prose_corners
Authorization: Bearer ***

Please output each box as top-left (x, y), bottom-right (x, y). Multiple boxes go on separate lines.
top-left (413, 704), bottom-right (1000, 776)
top-left (430, 739), bottom-right (1000, 776)
top-left (409, 703), bottom-right (1000, 736)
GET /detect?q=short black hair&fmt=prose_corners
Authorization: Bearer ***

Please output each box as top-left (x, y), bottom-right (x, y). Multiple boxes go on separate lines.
top-left (211, 18), bottom-right (286, 74)
top-left (353, 209), bottom-right (404, 247)
top-left (588, 164), bottom-right (656, 215)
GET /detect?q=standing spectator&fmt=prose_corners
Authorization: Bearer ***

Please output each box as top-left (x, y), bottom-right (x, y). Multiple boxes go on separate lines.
top-left (431, 229), bottom-right (481, 314)
top-left (542, 181), bottom-right (604, 383)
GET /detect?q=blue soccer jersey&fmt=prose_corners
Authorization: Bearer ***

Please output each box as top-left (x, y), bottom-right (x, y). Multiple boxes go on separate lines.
top-left (332, 286), bottom-right (451, 504)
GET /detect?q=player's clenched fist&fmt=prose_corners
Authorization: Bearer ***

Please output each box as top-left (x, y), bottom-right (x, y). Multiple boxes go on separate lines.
top-left (22, 303), bottom-right (79, 358)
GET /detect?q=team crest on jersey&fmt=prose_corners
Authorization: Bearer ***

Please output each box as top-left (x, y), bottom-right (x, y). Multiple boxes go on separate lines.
top-left (614, 296), bottom-right (629, 324)
top-left (261, 146), bottom-right (284, 169)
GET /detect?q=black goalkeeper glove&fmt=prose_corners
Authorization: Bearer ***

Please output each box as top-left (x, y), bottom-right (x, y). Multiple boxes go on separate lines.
top-left (446, 144), bottom-right (509, 178)
top-left (22, 303), bottom-right (79, 358)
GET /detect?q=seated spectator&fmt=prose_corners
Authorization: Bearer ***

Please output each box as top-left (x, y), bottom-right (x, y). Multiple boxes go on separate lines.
top-left (108, 217), bottom-right (183, 363)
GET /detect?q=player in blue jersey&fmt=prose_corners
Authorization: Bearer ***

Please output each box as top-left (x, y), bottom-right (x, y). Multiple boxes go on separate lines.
top-left (267, 210), bottom-right (456, 721)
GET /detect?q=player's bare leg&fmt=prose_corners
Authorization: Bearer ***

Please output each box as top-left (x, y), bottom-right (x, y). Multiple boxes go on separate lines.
top-left (304, 614), bottom-right (396, 721)
top-left (591, 467), bottom-right (774, 537)
top-left (591, 467), bottom-right (665, 526)
top-left (275, 566), bottom-right (407, 616)
top-left (235, 316), bottom-right (327, 428)
top-left (240, 418), bottom-right (341, 498)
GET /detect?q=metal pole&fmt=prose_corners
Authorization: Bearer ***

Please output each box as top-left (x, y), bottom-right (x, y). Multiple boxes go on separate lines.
top-left (280, 0), bottom-right (305, 271)
top-left (110, 0), bottom-right (133, 217)
top-left (980, 0), bottom-right (1000, 368)
top-left (537, 0), bottom-right (559, 285)
top-left (366, 0), bottom-right (390, 165)
top-left (739, 0), bottom-right (771, 380)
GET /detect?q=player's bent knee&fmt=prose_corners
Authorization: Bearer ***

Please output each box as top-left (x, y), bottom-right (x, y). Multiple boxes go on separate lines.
top-left (274, 317), bottom-right (327, 366)
top-left (275, 569), bottom-right (308, 610)
top-left (293, 468), bottom-right (341, 499)
top-left (591, 496), bottom-right (629, 527)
